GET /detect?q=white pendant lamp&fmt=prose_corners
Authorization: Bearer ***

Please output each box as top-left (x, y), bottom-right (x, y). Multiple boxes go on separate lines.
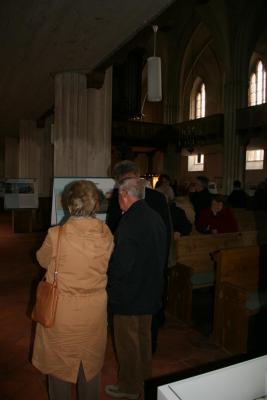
top-left (147, 25), bottom-right (162, 102)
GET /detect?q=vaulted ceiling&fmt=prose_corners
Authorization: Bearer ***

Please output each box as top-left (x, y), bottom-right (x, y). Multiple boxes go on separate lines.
top-left (0, 0), bottom-right (174, 136)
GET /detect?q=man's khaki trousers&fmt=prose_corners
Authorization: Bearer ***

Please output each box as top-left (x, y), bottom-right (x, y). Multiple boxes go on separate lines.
top-left (113, 314), bottom-right (152, 395)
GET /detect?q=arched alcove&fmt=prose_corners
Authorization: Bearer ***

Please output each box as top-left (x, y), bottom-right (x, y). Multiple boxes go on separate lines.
top-left (180, 22), bottom-right (223, 121)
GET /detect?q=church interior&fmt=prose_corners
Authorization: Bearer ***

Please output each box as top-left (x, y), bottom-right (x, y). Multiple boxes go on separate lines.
top-left (1, 0), bottom-right (267, 399)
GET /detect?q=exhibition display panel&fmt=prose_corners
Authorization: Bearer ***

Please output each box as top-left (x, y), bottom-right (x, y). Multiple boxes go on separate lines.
top-left (158, 355), bottom-right (267, 400)
top-left (51, 177), bottom-right (115, 225)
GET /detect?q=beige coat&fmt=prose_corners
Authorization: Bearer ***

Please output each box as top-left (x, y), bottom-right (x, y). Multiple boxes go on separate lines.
top-left (32, 217), bottom-right (113, 383)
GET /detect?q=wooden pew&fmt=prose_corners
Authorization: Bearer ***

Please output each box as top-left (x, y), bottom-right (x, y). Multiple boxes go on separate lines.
top-left (166, 231), bottom-right (258, 324)
top-left (211, 246), bottom-right (260, 353)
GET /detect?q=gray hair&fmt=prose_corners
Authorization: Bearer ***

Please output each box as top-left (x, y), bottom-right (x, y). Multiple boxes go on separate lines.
top-left (118, 178), bottom-right (145, 200)
top-left (112, 160), bottom-right (140, 182)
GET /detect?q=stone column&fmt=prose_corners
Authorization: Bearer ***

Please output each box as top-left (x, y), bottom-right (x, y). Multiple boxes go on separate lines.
top-left (54, 67), bottom-right (112, 177)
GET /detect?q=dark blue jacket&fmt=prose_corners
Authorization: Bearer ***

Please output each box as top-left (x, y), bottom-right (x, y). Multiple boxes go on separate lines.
top-left (107, 200), bottom-right (167, 315)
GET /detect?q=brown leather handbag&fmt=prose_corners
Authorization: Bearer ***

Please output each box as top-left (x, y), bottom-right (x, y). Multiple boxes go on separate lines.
top-left (31, 226), bottom-right (62, 328)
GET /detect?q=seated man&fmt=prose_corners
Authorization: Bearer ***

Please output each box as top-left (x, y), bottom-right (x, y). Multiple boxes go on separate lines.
top-left (197, 194), bottom-right (239, 234)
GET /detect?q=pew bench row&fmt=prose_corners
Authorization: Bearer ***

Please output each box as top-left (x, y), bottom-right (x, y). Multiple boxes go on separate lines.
top-left (166, 229), bottom-right (264, 353)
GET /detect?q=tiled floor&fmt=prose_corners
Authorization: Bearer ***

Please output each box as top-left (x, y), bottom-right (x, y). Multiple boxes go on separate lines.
top-left (0, 212), bottom-right (230, 399)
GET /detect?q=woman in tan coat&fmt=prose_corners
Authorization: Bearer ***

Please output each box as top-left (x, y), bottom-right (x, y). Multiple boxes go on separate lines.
top-left (32, 180), bottom-right (113, 400)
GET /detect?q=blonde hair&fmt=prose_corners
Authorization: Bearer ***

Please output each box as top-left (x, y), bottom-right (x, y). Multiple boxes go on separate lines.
top-left (64, 180), bottom-right (99, 217)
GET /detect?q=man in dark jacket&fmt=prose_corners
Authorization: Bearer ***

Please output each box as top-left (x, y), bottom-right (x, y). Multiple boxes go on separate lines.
top-left (106, 178), bottom-right (167, 400)
top-left (228, 180), bottom-right (248, 208)
top-left (106, 160), bottom-right (172, 353)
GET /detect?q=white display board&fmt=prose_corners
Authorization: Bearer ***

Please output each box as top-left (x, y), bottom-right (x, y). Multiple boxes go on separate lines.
top-left (51, 177), bottom-right (115, 226)
top-left (158, 355), bottom-right (267, 400)
top-left (4, 178), bottom-right (38, 209)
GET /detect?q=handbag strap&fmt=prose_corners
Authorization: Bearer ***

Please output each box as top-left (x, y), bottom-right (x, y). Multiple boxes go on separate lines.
top-left (53, 225), bottom-right (62, 284)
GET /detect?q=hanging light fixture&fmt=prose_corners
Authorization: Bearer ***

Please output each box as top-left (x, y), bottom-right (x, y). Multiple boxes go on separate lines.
top-left (147, 25), bottom-right (162, 102)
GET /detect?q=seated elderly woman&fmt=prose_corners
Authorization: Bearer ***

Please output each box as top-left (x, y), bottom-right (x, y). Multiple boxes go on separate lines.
top-left (32, 180), bottom-right (113, 400)
top-left (196, 194), bottom-right (239, 234)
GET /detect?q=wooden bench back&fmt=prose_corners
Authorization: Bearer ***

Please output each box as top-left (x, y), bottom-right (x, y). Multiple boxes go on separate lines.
top-left (215, 245), bottom-right (259, 291)
top-left (212, 245), bottom-right (260, 352)
top-left (174, 230), bottom-right (258, 272)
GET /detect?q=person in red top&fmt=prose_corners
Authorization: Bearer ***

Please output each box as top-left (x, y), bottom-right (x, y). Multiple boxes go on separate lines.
top-left (197, 194), bottom-right (239, 234)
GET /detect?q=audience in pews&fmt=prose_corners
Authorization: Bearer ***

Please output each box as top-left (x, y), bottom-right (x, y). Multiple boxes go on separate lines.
top-left (196, 194), bottom-right (239, 234)
top-left (189, 175), bottom-right (212, 223)
top-left (228, 179), bottom-right (248, 208)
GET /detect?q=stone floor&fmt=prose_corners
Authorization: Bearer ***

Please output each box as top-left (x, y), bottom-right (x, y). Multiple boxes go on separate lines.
top-left (0, 212), bottom-right (230, 399)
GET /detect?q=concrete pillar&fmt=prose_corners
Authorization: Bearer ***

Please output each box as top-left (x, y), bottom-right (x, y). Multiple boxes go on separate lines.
top-left (19, 120), bottom-right (40, 180)
top-left (18, 120), bottom-right (53, 196)
top-left (86, 67), bottom-right (112, 176)
top-left (5, 136), bottom-right (18, 178)
top-left (39, 119), bottom-right (53, 197)
top-left (0, 137), bottom-right (4, 178)
top-left (54, 67), bottom-right (112, 177)
top-left (223, 79), bottom-right (247, 194)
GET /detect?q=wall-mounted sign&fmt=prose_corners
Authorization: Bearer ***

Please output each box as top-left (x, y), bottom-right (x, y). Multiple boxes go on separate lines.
top-left (4, 179), bottom-right (38, 209)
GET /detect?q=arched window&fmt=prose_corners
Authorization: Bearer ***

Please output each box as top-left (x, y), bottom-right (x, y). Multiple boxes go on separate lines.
top-left (190, 80), bottom-right (206, 119)
top-left (249, 60), bottom-right (266, 106)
